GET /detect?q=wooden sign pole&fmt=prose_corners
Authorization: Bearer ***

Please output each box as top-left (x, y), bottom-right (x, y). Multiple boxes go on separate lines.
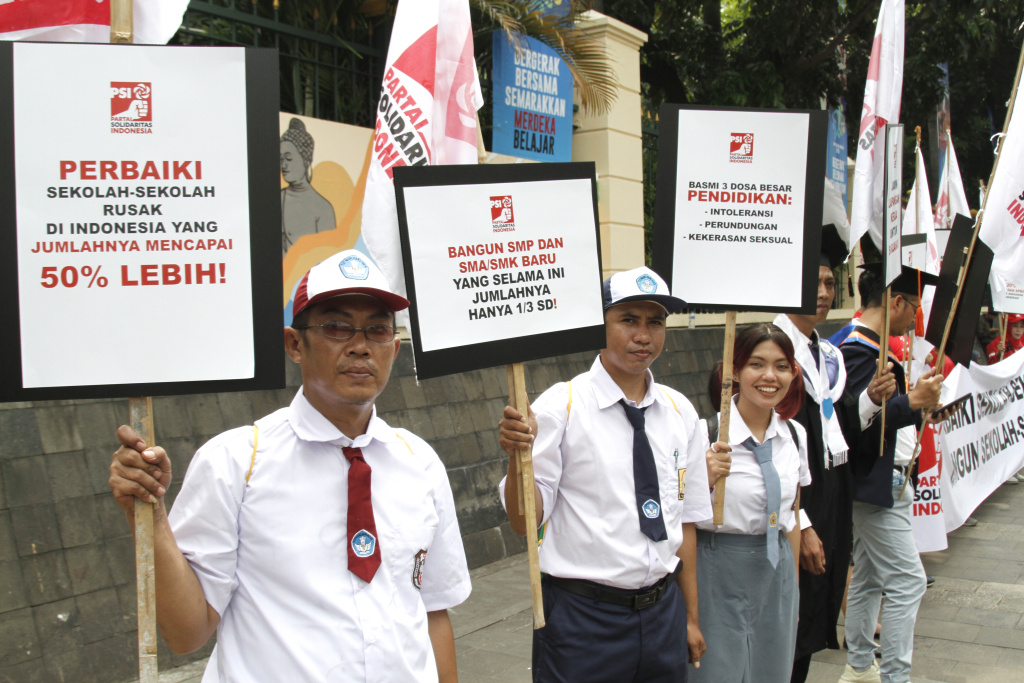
top-left (109, 5), bottom-right (156, 680)
top-left (878, 288), bottom-right (891, 456)
top-left (712, 311), bottom-right (737, 525)
top-left (129, 397), bottom-right (158, 683)
top-left (1000, 314), bottom-right (1008, 361)
top-left (505, 362), bottom-right (545, 629)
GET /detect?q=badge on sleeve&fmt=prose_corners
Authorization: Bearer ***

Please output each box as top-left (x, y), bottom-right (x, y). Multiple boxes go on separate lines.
top-left (412, 549), bottom-right (427, 590)
top-left (678, 468), bottom-right (687, 500)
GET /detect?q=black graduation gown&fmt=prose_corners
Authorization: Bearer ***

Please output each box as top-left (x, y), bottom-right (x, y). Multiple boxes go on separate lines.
top-left (793, 385), bottom-right (861, 659)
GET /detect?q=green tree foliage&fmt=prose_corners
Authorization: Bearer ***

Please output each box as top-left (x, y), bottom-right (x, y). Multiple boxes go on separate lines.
top-left (604, 0), bottom-right (1023, 211)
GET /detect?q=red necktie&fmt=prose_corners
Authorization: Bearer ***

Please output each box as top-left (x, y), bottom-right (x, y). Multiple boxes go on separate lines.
top-left (343, 447), bottom-right (380, 583)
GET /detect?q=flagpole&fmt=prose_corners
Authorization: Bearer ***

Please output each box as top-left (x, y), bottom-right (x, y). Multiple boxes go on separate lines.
top-left (899, 36), bottom-right (1024, 501)
top-left (1000, 314), bottom-right (1008, 361)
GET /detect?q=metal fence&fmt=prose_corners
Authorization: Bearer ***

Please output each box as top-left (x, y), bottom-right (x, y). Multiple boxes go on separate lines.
top-left (172, 0), bottom-right (383, 127)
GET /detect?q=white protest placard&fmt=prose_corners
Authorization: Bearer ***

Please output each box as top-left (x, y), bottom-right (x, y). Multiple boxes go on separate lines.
top-left (652, 105), bottom-right (826, 312)
top-left (0, 43), bottom-right (281, 401)
top-left (990, 272), bottom-right (1024, 315)
top-left (883, 123), bottom-right (904, 286)
top-left (393, 163), bottom-right (604, 379)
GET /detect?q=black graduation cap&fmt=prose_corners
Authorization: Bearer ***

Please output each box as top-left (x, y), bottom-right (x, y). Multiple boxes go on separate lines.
top-left (819, 224), bottom-right (849, 269)
top-left (858, 262), bottom-right (939, 296)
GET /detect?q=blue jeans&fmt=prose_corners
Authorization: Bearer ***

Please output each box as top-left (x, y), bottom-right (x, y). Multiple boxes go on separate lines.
top-left (846, 485), bottom-right (927, 683)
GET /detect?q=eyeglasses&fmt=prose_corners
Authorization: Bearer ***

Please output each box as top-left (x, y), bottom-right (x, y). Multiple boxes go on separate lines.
top-left (904, 298), bottom-right (921, 314)
top-left (295, 321), bottom-right (396, 343)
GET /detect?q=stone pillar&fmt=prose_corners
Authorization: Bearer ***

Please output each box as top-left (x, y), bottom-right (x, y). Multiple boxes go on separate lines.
top-left (572, 11), bottom-right (648, 279)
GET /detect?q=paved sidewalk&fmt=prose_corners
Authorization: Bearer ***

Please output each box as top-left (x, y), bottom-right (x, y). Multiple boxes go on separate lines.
top-left (156, 480), bottom-right (1024, 683)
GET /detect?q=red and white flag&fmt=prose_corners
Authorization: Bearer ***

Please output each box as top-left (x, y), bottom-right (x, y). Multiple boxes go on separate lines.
top-left (849, 0), bottom-right (904, 249)
top-left (978, 97), bottom-right (1024, 285)
top-left (934, 132), bottom-right (971, 233)
top-left (903, 146), bottom-right (940, 274)
top-left (0, 0), bottom-right (187, 45)
top-left (361, 0), bottom-right (483, 301)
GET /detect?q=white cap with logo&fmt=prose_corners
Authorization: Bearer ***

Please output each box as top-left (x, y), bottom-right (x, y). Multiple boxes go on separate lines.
top-left (601, 266), bottom-right (687, 314)
top-left (292, 249), bottom-right (410, 323)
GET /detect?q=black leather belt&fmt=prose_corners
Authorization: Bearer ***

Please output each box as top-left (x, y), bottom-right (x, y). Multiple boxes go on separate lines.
top-left (543, 564), bottom-right (681, 611)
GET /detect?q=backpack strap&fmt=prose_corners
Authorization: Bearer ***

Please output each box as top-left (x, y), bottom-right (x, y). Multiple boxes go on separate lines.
top-left (785, 419), bottom-right (800, 451)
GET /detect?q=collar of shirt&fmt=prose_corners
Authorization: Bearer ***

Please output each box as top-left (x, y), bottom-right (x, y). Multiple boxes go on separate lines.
top-left (288, 387), bottom-right (401, 449)
top-left (589, 355), bottom-right (672, 411)
top-left (728, 394), bottom-right (786, 447)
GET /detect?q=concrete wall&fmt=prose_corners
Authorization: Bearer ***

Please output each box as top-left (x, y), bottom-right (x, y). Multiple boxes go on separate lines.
top-left (0, 322), bottom-right (840, 681)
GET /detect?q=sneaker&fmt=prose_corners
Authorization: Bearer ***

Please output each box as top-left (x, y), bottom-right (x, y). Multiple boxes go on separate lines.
top-left (963, 516), bottom-right (978, 527)
top-left (838, 661), bottom-right (881, 683)
top-left (926, 574), bottom-right (935, 588)
top-left (1005, 475), bottom-right (1019, 485)
top-left (1015, 473), bottom-right (1024, 483)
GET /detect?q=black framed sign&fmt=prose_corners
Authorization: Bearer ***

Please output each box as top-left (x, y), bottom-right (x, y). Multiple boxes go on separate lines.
top-left (882, 123), bottom-right (904, 286)
top-left (651, 104), bottom-right (827, 313)
top-left (393, 162), bottom-right (605, 380)
top-left (0, 43), bottom-right (282, 401)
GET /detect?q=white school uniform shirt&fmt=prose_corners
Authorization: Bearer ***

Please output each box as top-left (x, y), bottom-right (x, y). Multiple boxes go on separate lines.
top-left (696, 397), bottom-right (811, 535)
top-left (169, 388), bottom-right (471, 683)
top-left (500, 355), bottom-right (713, 590)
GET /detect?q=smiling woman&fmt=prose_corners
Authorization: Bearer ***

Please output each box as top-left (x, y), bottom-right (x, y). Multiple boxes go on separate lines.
top-left (691, 323), bottom-right (809, 683)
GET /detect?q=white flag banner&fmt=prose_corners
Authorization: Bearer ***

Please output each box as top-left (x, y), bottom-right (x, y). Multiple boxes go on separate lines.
top-left (850, 0), bottom-right (904, 248)
top-left (979, 93), bottom-right (1024, 284)
top-left (902, 147), bottom-right (940, 274)
top-left (934, 132), bottom-right (971, 232)
top-left (929, 355), bottom-right (1024, 531)
top-left (361, 0), bottom-right (484, 302)
top-left (0, 0), bottom-right (187, 45)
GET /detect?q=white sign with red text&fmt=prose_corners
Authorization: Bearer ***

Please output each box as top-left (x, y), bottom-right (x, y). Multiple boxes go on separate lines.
top-left (13, 43), bottom-right (253, 388)
top-left (668, 108), bottom-right (811, 309)
top-left (401, 177), bottom-right (603, 352)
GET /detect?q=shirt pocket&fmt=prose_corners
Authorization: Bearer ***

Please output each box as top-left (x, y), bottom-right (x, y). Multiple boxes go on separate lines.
top-left (389, 522), bottom-right (438, 617)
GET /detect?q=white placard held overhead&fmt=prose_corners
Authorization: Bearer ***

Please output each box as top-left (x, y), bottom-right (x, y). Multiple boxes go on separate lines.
top-left (652, 105), bottom-right (826, 313)
top-left (883, 123), bottom-right (904, 286)
top-left (394, 163), bottom-right (605, 380)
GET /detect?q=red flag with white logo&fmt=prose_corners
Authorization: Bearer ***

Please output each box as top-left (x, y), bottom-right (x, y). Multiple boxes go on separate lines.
top-left (361, 0), bottom-right (483, 301)
top-left (849, 0), bottom-right (904, 249)
top-left (0, 0), bottom-right (187, 45)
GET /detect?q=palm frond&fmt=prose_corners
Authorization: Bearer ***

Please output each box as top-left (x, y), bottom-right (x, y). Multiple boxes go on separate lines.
top-left (473, 0), bottom-right (620, 115)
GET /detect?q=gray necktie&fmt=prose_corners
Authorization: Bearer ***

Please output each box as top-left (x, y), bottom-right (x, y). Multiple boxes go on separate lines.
top-left (744, 436), bottom-right (781, 568)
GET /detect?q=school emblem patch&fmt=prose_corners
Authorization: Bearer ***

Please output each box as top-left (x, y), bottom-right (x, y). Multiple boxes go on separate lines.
top-left (768, 512), bottom-right (778, 528)
top-left (642, 499), bottom-right (661, 519)
top-left (412, 549), bottom-right (428, 590)
top-left (636, 274), bottom-right (657, 294)
top-left (351, 529), bottom-right (376, 557)
top-left (339, 255), bottom-right (370, 280)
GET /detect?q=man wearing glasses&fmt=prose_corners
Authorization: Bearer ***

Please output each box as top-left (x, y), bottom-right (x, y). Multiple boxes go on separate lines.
top-left (108, 250), bottom-right (471, 682)
top-left (836, 264), bottom-right (943, 683)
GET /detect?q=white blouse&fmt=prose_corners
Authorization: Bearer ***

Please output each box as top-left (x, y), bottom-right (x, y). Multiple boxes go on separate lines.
top-left (697, 397), bottom-right (811, 535)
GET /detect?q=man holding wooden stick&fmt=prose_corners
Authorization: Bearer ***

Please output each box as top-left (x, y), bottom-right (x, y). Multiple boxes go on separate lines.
top-left (498, 266), bottom-right (712, 683)
top-left (770, 226), bottom-right (897, 683)
top-left (837, 264), bottom-right (943, 683)
top-left (108, 250), bottom-right (471, 682)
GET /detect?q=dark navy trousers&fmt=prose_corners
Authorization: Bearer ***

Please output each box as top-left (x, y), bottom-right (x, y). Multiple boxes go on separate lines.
top-left (532, 574), bottom-right (689, 682)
